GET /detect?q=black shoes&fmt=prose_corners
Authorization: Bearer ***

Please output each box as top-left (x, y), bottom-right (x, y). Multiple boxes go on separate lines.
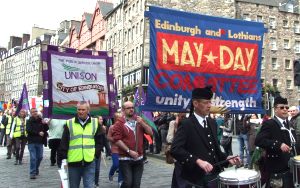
top-left (30, 175), bottom-right (36, 179)
top-left (6, 156), bottom-right (11, 159)
top-left (50, 163), bottom-right (55, 166)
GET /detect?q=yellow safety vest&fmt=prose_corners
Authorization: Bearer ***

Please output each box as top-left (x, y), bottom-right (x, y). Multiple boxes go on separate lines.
top-left (67, 117), bottom-right (97, 163)
top-left (13, 117), bottom-right (27, 138)
top-left (5, 116), bottom-right (12, 135)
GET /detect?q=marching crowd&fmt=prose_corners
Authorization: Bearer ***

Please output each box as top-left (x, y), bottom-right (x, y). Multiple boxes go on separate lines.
top-left (0, 86), bottom-right (299, 188)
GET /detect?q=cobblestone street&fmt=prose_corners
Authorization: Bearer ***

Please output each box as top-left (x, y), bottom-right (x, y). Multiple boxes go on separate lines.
top-left (0, 146), bottom-right (173, 188)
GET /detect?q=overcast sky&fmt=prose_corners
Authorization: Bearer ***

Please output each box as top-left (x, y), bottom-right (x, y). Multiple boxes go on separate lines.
top-left (0, 0), bottom-right (118, 48)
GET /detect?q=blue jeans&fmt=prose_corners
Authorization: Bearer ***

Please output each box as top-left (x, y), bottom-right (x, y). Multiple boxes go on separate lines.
top-left (238, 133), bottom-right (251, 165)
top-left (119, 159), bottom-right (144, 188)
top-left (28, 143), bottom-right (43, 176)
top-left (68, 160), bottom-right (95, 188)
top-left (109, 153), bottom-right (123, 183)
top-left (95, 158), bottom-right (101, 186)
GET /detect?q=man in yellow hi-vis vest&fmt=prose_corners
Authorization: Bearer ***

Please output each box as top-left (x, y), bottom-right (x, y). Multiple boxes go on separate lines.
top-left (58, 101), bottom-right (103, 188)
top-left (4, 109), bottom-right (15, 159)
top-left (12, 109), bottom-right (27, 165)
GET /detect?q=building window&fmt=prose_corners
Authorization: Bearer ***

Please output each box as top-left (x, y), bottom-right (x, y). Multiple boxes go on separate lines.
top-left (132, 26), bottom-right (135, 40)
top-left (243, 14), bottom-right (251, 21)
top-left (261, 57), bottom-right (265, 69)
top-left (136, 70), bottom-right (141, 83)
top-left (128, 7), bottom-right (131, 18)
top-left (128, 52), bottom-right (131, 66)
top-left (132, 49), bottom-right (135, 65)
top-left (128, 29), bottom-right (131, 43)
top-left (272, 79), bottom-right (278, 89)
top-left (133, 4), bottom-right (135, 14)
top-left (271, 58), bottom-right (277, 69)
top-left (130, 73), bottom-right (135, 85)
top-left (295, 41), bottom-right (300, 53)
top-left (283, 39), bottom-right (290, 49)
top-left (124, 76), bottom-right (129, 87)
top-left (140, 19), bottom-right (143, 33)
top-left (295, 21), bottom-right (300, 33)
top-left (287, 80), bottom-right (292, 89)
top-left (136, 47), bottom-right (139, 62)
top-left (285, 59), bottom-right (291, 69)
top-left (140, 44), bottom-right (143, 60)
top-left (124, 31), bottom-right (127, 44)
top-left (111, 36), bottom-right (114, 47)
top-left (118, 52), bottom-right (122, 68)
top-left (118, 76), bottom-right (121, 91)
top-left (283, 20), bottom-right (289, 28)
top-left (270, 37), bottom-right (277, 50)
top-left (269, 17), bottom-right (276, 29)
top-left (124, 54), bottom-right (127, 67)
top-left (256, 15), bottom-right (263, 22)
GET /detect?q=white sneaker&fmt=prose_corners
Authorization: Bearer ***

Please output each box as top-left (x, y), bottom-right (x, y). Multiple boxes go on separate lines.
top-left (118, 181), bottom-right (123, 188)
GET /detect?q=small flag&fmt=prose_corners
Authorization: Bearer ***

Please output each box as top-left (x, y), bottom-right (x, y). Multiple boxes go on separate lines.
top-left (16, 83), bottom-right (30, 115)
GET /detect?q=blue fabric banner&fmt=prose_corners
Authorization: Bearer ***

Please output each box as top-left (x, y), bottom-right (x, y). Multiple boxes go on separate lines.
top-left (143, 6), bottom-right (265, 114)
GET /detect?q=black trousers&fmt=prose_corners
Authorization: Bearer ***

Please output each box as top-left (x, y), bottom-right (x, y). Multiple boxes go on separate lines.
top-left (14, 136), bottom-right (27, 161)
top-left (119, 160), bottom-right (144, 188)
top-left (48, 139), bottom-right (61, 164)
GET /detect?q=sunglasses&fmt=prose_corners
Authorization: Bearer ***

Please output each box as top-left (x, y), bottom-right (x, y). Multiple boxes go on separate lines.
top-left (277, 106), bottom-right (289, 110)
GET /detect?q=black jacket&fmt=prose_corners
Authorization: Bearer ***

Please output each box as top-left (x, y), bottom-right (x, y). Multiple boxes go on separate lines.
top-left (1, 115), bottom-right (9, 128)
top-left (26, 116), bottom-right (49, 144)
top-left (58, 116), bottom-right (104, 167)
top-left (255, 117), bottom-right (293, 173)
top-left (171, 115), bottom-right (227, 184)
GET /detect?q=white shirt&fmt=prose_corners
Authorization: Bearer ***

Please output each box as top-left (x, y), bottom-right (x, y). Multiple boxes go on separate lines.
top-left (194, 112), bottom-right (208, 128)
top-left (275, 115), bottom-right (287, 127)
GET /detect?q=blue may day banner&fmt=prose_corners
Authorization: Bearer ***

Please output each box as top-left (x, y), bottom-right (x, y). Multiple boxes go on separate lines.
top-left (16, 83), bottom-right (30, 115)
top-left (143, 6), bottom-right (266, 114)
top-left (41, 45), bottom-right (115, 119)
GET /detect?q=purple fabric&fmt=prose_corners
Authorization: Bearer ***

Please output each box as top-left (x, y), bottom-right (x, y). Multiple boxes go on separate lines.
top-left (16, 83), bottom-right (30, 115)
top-left (41, 44), bottom-right (114, 119)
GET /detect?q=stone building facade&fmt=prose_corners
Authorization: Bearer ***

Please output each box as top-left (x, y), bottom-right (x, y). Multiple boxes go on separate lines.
top-left (105, 0), bottom-right (148, 101)
top-left (2, 44), bottom-right (42, 102)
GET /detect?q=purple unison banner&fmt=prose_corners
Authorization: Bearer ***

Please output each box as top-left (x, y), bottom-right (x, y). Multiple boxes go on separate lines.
top-left (143, 6), bottom-right (266, 114)
top-left (41, 45), bottom-right (115, 119)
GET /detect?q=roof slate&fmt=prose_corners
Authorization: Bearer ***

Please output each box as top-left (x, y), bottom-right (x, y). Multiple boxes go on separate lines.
top-left (98, 1), bottom-right (114, 16)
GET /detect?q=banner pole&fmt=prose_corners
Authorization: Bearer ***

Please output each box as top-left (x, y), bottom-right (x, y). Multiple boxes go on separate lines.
top-left (138, 0), bottom-right (149, 107)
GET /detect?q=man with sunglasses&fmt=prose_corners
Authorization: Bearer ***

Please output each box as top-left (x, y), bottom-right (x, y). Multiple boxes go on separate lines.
top-left (171, 86), bottom-right (240, 187)
top-left (255, 96), bottom-right (295, 188)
